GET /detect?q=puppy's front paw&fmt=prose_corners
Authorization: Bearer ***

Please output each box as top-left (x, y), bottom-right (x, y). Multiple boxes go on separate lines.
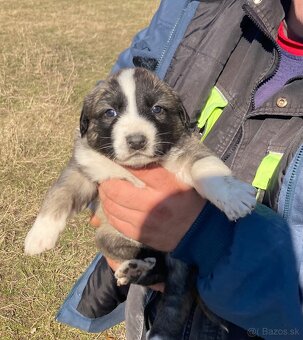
top-left (24, 215), bottom-right (64, 255)
top-left (201, 176), bottom-right (257, 221)
top-left (115, 258), bottom-right (156, 286)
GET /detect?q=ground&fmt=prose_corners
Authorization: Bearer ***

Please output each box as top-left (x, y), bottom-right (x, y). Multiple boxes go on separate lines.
top-left (0, 0), bottom-right (159, 338)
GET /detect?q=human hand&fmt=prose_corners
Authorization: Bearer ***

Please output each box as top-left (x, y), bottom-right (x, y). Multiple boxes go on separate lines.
top-left (95, 165), bottom-right (206, 252)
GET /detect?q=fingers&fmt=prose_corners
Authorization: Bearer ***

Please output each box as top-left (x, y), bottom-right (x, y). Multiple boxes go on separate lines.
top-left (148, 282), bottom-right (165, 293)
top-left (105, 257), bottom-right (121, 272)
top-left (90, 214), bottom-right (101, 228)
top-left (102, 197), bottom-right (147, 231)
top-left (99, 179), bottom-right (156, 211)
top-left (99, 168), bottom-right (191, 210)
top-left (105, 211), bottom-right (141, 241)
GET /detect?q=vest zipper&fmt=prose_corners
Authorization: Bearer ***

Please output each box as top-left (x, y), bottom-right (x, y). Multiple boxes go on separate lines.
top-left (221, 5), bottom-right (282, 162)
top-left (221, 129), bottom-right (242, 162)
top-left (282, 145), bottom-right (303, 220)
top-left (155, 0), bottom-right (191, 74)
top-left (250, 49), bottom-right (281, 111)
top-left (243, 5), bottom-right (282, 111)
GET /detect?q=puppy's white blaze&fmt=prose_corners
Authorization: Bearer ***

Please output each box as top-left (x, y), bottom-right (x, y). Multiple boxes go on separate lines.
top-left (24, 214), bottom-right (66, 255)
top-left (115, 69), bottom-right (158, 164)
top-left (118, 69), bottom-right (138, 117)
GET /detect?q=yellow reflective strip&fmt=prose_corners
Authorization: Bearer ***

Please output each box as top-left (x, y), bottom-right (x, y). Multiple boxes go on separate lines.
top-left (252, 152), bottom-right (283, 190)
top-left (198, 87), bottom-right (282, 193)
top-left (200, 107), bottom-right (223, 141)
top-left (197, 86), bottom-right (228, 141)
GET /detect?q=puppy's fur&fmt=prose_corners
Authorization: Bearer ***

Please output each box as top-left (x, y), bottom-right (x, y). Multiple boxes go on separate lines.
top-left (25, 68), bottom-right (256, 339)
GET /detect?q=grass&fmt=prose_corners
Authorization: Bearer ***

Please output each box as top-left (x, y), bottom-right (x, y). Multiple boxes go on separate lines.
top-left (0, 0), bottom-right (159, 338)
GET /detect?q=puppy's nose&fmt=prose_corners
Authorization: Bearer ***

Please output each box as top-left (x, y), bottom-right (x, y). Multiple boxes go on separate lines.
top-left (126, 134), bottom-right (147, 150)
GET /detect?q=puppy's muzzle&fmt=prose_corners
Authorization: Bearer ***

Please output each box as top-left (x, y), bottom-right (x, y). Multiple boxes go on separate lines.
top-left (126, 134), bottom-right (147, 151)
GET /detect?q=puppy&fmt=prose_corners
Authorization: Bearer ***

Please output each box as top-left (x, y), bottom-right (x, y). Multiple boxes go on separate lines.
top-left (24, 67), bottom-right (256, 338)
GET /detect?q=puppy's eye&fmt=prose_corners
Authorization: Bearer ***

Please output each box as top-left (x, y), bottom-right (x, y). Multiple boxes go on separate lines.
top-left (151, 105), bottom-right (163, 114)
top-left (105, 109), bottom-right (117, 118)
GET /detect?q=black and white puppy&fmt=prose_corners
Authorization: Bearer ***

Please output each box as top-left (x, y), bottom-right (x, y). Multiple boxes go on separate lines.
top-left (24, 67), bottom-right (256, 338)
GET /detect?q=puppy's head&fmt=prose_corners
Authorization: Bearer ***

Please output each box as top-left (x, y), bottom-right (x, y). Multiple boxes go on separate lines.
top-left (80, 67), bottom-right (190, 167)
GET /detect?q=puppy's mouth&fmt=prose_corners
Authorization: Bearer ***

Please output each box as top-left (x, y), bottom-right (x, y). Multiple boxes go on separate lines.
top-left (116, 151), bottom-right (159, 168)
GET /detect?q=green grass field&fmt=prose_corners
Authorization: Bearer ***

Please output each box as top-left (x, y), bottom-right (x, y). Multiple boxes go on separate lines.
top-left (0, 1), bottom-right (159, 338)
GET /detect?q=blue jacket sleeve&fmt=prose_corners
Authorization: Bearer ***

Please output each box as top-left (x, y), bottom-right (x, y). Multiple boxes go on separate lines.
top-left (111, 0), bottom-right (200, 79)
top-left (111, 0), bottom-right (176, 73)
top-left (172, 203), bottom-right (303, 338)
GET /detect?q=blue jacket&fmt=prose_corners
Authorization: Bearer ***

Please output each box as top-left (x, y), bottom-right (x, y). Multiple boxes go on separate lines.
top-left (57, 0), bottom-right (303, 338)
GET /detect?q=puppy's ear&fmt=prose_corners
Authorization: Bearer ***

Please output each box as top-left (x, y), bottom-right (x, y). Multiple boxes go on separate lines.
top-left (80, 81), bottom-right (105, 137)
top-left (179, 103), bottom-right (191, 131)
top-left (80, 101), bottom-right (90, 137)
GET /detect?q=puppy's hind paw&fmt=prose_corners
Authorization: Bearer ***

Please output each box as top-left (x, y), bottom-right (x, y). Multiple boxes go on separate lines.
top-left (115, 258), bottom-right (156, 286)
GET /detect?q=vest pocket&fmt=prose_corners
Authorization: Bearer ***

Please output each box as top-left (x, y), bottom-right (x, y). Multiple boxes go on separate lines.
top-left (197, 86), bottom-right (228, 141)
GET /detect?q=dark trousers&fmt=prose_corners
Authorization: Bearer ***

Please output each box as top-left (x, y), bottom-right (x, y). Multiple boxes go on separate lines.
top-left (125, 285), bottom-right (263, 340)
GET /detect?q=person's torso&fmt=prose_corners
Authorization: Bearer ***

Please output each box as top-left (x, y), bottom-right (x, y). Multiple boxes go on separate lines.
top-left (162, 0), bottom-right (303, 209)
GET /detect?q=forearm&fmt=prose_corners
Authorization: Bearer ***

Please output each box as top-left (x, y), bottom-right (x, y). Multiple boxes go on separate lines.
top-left (172, 203), bottom-right (303, 333)
top-left (172, 202), bottom-right (234, 276)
